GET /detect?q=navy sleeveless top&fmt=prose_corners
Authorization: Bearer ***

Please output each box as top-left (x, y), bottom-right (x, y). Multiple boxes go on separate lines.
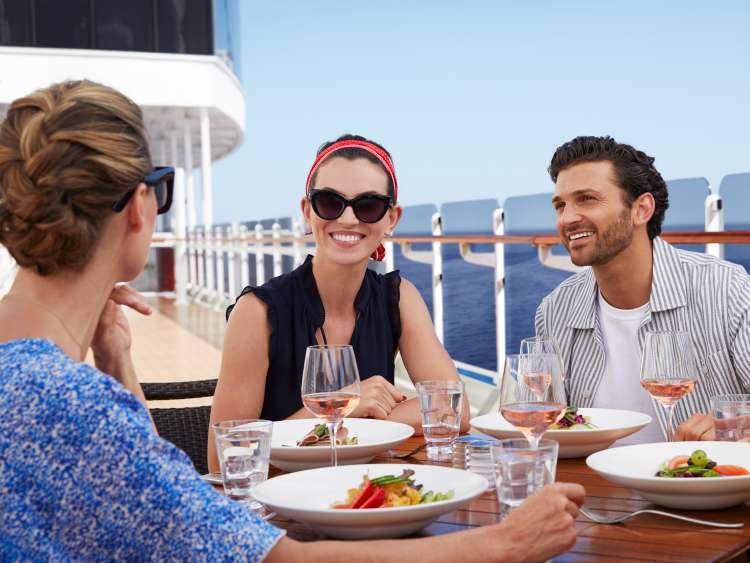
top-left (226, 255), bottom-right (402, 421)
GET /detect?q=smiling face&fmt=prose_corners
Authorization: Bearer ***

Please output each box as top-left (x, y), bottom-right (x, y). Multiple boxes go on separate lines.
top-left (302, 156), bottom-right (402, 266)
top-left (552, 160), bottom-right (640, 267)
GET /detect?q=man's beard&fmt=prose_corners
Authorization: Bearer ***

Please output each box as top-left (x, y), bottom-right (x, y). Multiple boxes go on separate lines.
top-left (567, 209), bottom-right (634, 267)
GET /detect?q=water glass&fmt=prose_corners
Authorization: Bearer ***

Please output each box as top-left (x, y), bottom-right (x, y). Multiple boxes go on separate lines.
top-left (712, 394), bottom-right (750, 441)
top-left (464, 438), bottom-right (498, 490)
top-left (491, 438), bottom-right (558, 509)
top-left (416, 380), bottom-right (464, 460)
top-left (212, 419), bottom-right (273, 510)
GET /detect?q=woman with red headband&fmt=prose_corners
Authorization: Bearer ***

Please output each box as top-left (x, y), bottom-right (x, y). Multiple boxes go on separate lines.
top-left (208, 134), bottom-right (470, 469)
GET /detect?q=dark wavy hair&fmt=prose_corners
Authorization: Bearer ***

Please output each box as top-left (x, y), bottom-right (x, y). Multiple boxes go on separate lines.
top-left (548, 136), bottom-right (669, 240)
top-left (309, 134), bottom-right (395, 199)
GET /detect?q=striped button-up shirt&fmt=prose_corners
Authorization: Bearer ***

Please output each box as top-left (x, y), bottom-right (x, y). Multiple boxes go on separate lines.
top-left (535, 237), bottom-right (750, 437)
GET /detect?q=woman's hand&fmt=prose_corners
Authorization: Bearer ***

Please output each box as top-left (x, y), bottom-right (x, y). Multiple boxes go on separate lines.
top-left (349, 375), bottom-right (406, 419)
top-left (91, 285), bottom-right (151, 383)
top-left (675, 413), bottom-right (715, 441)
top-left (494, 482), bottom-right (585, 562)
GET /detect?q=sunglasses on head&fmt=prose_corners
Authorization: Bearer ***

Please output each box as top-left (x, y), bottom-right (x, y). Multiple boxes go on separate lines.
top-left (309, 188), bottom-right (393, 224)
top-left (112, 166), bottom-right (175, 215)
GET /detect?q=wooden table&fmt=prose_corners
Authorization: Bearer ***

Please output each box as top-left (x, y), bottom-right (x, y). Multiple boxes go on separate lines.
top-left (268, 436), bottom-right (750, 563)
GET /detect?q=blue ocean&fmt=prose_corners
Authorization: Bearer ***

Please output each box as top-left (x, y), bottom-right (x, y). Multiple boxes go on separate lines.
top-left (395, 240), bottom-right (750, 373)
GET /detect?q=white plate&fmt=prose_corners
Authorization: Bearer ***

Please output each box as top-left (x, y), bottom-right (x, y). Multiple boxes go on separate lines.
top-left (587, 441), bottom-right (750, 509)
top-left (252, 463), bottom-right (488, 539)
top-left (270, 418), bottom-right (414, 472)
top-left (470, 408), bottom-right (652, 458)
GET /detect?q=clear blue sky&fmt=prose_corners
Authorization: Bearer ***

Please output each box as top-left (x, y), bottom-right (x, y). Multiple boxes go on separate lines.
top-left (211, 1), bottom-right (750, 224)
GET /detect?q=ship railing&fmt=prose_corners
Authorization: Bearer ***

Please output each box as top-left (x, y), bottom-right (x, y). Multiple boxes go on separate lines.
top-left (2, 224), bottom-right (750, 413)
top-left (165, 225), bottom-right (750, 414)
top-left (172, 220), bottom-right (312, 311)
top-left (166, 224), bottom-right (750, 342)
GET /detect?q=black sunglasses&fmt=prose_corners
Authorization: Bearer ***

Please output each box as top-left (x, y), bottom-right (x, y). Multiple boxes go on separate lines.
top-left (309, 189), bottom-right (392, 224)
top-left (112, 166), bottom-right (175, 215)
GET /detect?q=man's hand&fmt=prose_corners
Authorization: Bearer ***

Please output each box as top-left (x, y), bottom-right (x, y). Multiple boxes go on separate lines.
top-left (675, 413), bottom-right (715, 441)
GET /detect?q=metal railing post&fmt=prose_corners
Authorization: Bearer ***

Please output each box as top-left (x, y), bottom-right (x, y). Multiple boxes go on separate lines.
top-left (493, 208), bottom-right (506, 384)
top-left (239, 225), bottom-right (250, 289)
top-left (384, 240), bottom-right (395, 273)
top-left (227, 223), bottom-right (238, 301)
top-left (272, 222), bottom-right (283, 278)
top-left (255, 224), bottom-right (266, 285)
top-left (196, 228), bottom-right (206, 300)
top-left (705, 193), bottom-right (724, 259)
top-left (431, 212), bottom-right (444, 344)
top-left (185, 228), bottom-right (193, 292)
top-left (292, 218), bottom-right (305, 267)
top-left (205, 227), bottom-right (216, 302)
top-left (213, 225), bottom-right (225, 309)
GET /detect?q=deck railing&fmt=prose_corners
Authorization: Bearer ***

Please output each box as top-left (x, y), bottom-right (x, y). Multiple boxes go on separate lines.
top-left (3, 218), bottom-right (748, 382)
top-left (149, 224), bottom-right (750, 381)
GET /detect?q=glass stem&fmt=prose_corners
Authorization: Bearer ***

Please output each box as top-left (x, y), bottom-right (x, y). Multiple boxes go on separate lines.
top-left (328, 421), bottom-right (338, 467)
top-left (664, 405), bottom-right (676, 442)
top-left (527, 432), bottom-right (541, 450)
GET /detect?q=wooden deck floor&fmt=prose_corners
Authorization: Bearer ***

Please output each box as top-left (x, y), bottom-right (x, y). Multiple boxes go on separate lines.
top-left (122, 297), bottom-right (226, 407)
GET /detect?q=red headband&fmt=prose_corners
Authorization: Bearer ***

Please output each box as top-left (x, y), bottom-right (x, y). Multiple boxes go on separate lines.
top-left (305, 139), bottom-right (397, 262)
top-left (305, 140), bottom-right (398, 202)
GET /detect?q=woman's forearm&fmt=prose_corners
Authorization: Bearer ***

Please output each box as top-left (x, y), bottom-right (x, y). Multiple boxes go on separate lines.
top-left (386, 398), bottom-right (423, 435)
top-left (266, 524), bottom-right (509, 563)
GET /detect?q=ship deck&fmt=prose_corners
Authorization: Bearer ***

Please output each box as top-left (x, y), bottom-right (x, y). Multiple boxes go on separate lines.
top-left (124, 297), bottom-right (225, 407)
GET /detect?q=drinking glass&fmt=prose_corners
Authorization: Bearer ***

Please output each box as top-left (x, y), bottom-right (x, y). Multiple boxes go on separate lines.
top-left (498, 354), bottom-right (566, 449)
top-left (416, 380), bottom-right (464, 461)
top-left (712, 394), bottom-right (750, 441)
top-left (301, 345), bottom-right (361, 467)
top-left (639, 331), bottom-right (699, 441)
top-left (212, 419), bottom-right (273, 510)
top-left (519, 336), bottom-right (566, 381)
top-left (491, 438), bottom-right (559, 508)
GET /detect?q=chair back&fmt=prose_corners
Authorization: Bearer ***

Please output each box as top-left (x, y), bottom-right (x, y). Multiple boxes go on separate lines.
top-left (142, 379), bottom-right (217, 475)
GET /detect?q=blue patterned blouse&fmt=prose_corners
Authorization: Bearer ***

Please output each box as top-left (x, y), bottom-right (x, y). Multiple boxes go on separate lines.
top-left (0, 339), bottom-right (285, 561)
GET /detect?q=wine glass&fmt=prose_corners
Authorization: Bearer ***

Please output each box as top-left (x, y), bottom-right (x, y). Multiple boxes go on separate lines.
top-left (639, 331), bottom-right (699, 441)
top-left (301, 345), bottom-right (361, 466)
top-left (519, 336), bottom-right (566, 382)
top-left (499, 353), bottom-right (566, 449)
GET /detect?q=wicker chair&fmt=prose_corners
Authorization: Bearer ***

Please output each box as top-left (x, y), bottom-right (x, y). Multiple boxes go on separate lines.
top-left (142, 379), bottom-right (218, 475)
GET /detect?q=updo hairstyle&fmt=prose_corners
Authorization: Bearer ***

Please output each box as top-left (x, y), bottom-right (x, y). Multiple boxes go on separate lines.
top-left (0, 80), bottom-right (152, 275)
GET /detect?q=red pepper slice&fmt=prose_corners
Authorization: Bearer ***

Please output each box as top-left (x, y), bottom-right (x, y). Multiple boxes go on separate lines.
top-left (350, 481), bottom-right (375, 509)
top-left (714, 465), bottom-right (750, 476)
top-left (360, 487), bottom-right (386, 509)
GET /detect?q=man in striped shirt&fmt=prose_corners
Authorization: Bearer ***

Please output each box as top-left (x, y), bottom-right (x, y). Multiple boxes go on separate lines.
top-left (535, 136), bottom-right (750, 443)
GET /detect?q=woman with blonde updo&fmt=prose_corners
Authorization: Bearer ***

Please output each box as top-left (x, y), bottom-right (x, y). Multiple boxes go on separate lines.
top-left (0, 81), bottom-right (585, 563)
top-left (0, 80), bottom-right (285, 559)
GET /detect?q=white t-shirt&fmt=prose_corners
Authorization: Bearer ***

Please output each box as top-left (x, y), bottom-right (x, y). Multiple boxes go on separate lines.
top-left (594, 291), bottom-right (663, 445)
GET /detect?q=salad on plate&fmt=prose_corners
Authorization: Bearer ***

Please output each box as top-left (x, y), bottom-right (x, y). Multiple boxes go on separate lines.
top-left (297, 422), bottom-right (358, 447)
top-left (551, 407), bottom-right (596, 430)
top-left (332, 469), bottom-right (454, 509)
top-left (656, 449), bottom-right (749, 478)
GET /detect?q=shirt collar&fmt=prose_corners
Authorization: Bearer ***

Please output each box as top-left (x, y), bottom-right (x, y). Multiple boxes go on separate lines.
top-left (565, 236), bottom-right (686, 329)
top-left (649, 236), bottom-right (688, 312)
top-left (295, 255), bottom-right (372, 327)
top-left (567, 268), bottom-right (598, 329)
